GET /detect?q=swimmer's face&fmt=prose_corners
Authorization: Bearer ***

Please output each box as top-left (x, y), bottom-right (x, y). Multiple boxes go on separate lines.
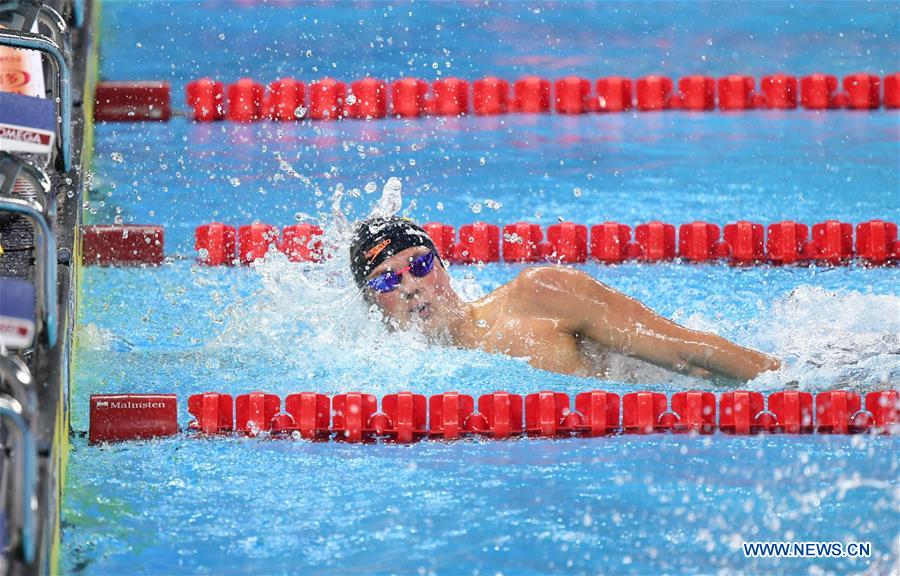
top-left (364, 246), bottom-right (455, 333)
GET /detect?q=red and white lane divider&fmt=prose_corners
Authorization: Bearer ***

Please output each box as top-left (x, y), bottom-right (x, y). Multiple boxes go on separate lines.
top-left (190, 220), bottom-right (900, 267)
top-left (92, 73), bottom-right (900, 122)
top-left (88, 389), bottom-right (898, 443)
top-left (78, 219), bottom-right (898, 267)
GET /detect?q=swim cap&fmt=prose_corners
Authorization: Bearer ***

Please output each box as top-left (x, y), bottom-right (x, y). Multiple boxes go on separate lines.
top-left (349, 217), bottom-right (436, 287)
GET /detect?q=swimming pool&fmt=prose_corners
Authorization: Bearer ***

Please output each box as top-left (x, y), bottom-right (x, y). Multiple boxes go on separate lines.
top-left (65, 1), bottom-right (899, 574)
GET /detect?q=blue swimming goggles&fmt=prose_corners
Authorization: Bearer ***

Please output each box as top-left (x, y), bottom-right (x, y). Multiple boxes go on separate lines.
top-left (366, 251), bottom-right (437, 293)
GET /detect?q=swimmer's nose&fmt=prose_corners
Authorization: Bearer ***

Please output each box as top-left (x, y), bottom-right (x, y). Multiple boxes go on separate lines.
top-left (398, 272), bottom-right (421, 298)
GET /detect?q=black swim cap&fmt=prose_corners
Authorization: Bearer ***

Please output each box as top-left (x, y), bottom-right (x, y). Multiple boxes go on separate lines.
top-left (349, 217), bottom-right (437, 288)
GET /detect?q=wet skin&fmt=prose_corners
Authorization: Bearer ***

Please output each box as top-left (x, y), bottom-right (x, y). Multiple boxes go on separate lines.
top-left (365, 246), bottom-right (781, 383)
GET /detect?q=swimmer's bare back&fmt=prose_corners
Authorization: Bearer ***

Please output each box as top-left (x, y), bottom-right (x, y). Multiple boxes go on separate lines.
top-left (462, 267), bottom-right (781, 383)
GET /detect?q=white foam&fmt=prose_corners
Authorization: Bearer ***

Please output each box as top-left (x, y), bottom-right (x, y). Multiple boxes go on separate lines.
top-left (743, 286), bottom-right (900, 391)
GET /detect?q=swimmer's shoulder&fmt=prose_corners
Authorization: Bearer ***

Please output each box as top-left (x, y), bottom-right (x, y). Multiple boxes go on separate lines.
top-left (502, 266), bottom-right (589, 308)
top-left (473, 266), bottom-right (601, 314)
top-left (511, 266), bottom-right (594, 295)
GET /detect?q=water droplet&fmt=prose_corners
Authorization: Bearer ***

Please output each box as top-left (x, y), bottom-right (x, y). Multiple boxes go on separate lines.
top-left (110, 152), bottom-right (124, 163)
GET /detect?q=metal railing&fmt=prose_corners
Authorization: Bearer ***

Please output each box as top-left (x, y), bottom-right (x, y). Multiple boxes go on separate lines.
top-left (0, 152), bottom-right (54, 219)
top-left (36, 2), bottom-right (72, 66)
top-left (0, 153), bottom-right (57, 349)
top-left (0, 390), bottom-right (38, 565)
top-left (0, 350), bottom-right (36, 415)
top-left (0, 29), bottom-right (72, 170)
top-left (0, 198), bottom-right (57, 346)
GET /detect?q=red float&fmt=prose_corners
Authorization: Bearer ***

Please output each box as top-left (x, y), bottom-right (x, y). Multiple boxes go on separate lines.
top-left (718, 75), bottom-right (756, 111)
top-left (81, 225), bottom-right (165, 266)
top-left (855, 220), bottom-right (898, 265)
top-left (767, 391), bottom-right (814, 433)
top-left (760, 74), bottom-right (798, 109)
top-left (636, 76), bottom-right (673, 111)
top-left (429, 77), bottom-right (469, 116)
top-left (884, 73), bottom-right (900, 109)
top-left (235, 392), bottom-right (281, 436)
top-left (280, 224), bottom-right (323, 262)
top-left (195, 223), bottom-right (236, 266)
top-left (572, 391), bottom-right (620, 436)
top-left (94, 81), bottom-right (171, 122)
top-left (843, 73), bottom-right (880, 110)
top-left (525, 391), bottom-right (570, 437)
top-left (346, 78), bottom-right (387, 120)
top-left (308, 78), bottom-right (346, 120)
top-left (512, 76), bottom-right (551, 113)
top-left (187, 392), bottom-right (234, 434)
top-left (801, 74), bottom-right (839, 110)
top-left (634, 221), bottom-right (677, 261)
top-left (544, 222), bottom-right (588, 263)
top-left (722, 221), bottom-right (765, 265)
top-left (810, 220), bottom-right (853, 265)
top-left (477, 392), bottom-right (524, 438)
top-left (391, 78), bottom-right (429, 117)
top-left (422, 222), bottom-right (456, 260)
top-left (264, 78), bottom-right (305, 121)
top-left (622, 392), bottom-right (668, 434)
top-left (227, 78), bottom-right (264, 122)
top-left (502, 222), bottom-right (544, 263)
top-left (332, 392), bottom-right (378, 442)
top-left (453, 222), bottom-right (500, 264)
top-left (380, 392), bottom-right (428, 443)
top-left (238, 223), bottom-right (279, 265)
top-left (429, 392), bottom-right (475, 440)
top-left (677, 76), bottom-right (715, 111)
top-left (865, 391), bottom-right (898, 433)
top-left (186, 78), bottom-right (225, 122)
top-left (719, 391), bottom-right (767, 434)
top-left (815, 391), bottom-right (862, 434)
top-left (473, 77), bottom-right (509, 115)
top-left (554, 77), bottom-right (591, 114)
top-left (595, 77), bottom-right (633, 112)
top-left (89, 394), bottom-right (178, 444)
top-left (678, 221), bottom-right (721, 262)
top-left (766, 221), bottom-right (810, 265)
top-left (590, 222), bottom-right (632, 264)
top-left (284, 393), bottom-right (331, 440)
top-left (670, 391), bottom-right (716, 434)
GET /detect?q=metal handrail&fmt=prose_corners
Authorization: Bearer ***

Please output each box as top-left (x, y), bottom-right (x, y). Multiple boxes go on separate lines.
top-left (0, 347), bottom-right (36, 414)
top-left (0, 29), bottom-right (72, 170)
top-left (36, 2), bottom-right (73, 66)
top-left (0, 196), bottom-right (57, 347)
top-left (0, 394), bottom-right (37, 564)
top-left (0, 152), bottom-right (55, 221)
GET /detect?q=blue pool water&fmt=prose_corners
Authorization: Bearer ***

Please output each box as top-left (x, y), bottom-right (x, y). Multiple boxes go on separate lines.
top-left (65, 1), bottom-right (899, 574)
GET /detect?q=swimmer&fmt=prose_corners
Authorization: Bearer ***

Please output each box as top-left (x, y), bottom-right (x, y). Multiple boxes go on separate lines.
top-left (350, 217), bottom-right (781, 383)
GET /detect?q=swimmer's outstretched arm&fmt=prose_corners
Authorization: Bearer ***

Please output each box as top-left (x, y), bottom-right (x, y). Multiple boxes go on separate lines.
top-left (519, 267), bottom-right (781, 381)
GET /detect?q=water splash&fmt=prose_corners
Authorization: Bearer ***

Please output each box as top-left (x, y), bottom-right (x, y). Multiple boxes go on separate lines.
top-left (744, 286), bottom-right (900, 391)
